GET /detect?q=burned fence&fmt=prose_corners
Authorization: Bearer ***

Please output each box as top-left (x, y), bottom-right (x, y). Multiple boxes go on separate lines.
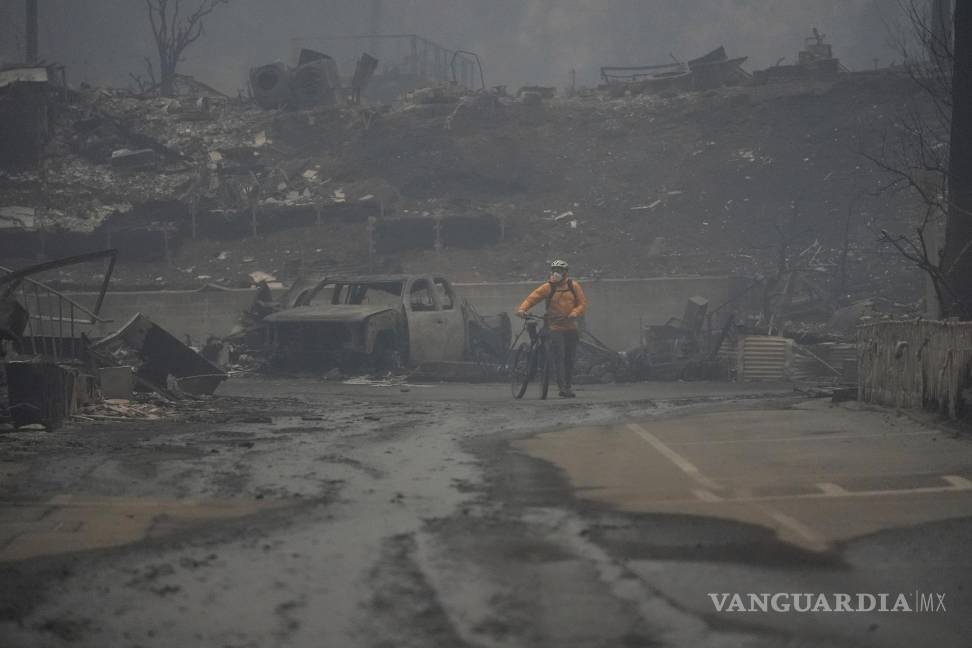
top-left (858, 320), bottom-right (972, 419)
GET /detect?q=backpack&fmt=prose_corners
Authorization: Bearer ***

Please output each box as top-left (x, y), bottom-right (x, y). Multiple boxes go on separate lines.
top-left (545, 278), bottom-right (577, 311)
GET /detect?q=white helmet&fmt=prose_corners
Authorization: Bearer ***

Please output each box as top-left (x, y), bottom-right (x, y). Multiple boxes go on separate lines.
top-left (550, 259), bottom-right (569, 271)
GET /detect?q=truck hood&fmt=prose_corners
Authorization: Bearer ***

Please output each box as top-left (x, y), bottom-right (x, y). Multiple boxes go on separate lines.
top-left (264, 304), bottom-right (398, 324)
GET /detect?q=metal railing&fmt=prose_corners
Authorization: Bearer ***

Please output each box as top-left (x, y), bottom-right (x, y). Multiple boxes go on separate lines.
top-left (0, 249), bottom-right (117, 362)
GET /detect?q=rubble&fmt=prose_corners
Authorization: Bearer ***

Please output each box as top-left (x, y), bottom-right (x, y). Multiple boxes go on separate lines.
top-left (753, 29), bottom-right (845, 84)
top-left (600, 46), bottom-right (749, 97)
top-left (0, 54), bottom-right (927, 321)
top-left (78, 398), bottom-right (165, 421)
top-left (90, 313), bottom-right (227, 396)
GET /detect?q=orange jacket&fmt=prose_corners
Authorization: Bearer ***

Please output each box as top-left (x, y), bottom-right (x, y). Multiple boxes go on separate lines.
top-left (517, 278), bottom-right (587, 331)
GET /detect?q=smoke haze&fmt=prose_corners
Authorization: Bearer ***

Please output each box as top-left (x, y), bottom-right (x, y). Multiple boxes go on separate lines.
top-left (0, 0), bottom-right (902, 91)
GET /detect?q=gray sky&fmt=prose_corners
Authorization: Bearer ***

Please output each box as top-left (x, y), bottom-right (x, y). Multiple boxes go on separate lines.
top-left (0, 0), bottom-right (903, 92)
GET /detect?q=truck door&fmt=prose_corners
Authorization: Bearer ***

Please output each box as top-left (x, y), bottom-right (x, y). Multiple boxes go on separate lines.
top-left (433, 277), bottom-right (466, 360)
top-left (404, 277), bottom-right (450, 365)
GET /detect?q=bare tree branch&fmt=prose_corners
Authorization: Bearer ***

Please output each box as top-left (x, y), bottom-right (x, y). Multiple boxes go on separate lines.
top-left (143, 0), bottom-right (229, 96)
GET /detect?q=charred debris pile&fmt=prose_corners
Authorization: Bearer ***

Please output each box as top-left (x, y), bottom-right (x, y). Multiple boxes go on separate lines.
top-left (2, 33), bottom-right (923, 302)
top-left (0, 249), bottom-right (229, 432)
top-left (0, 31), bottom-right (935, 420)
top-left (0, 47), bottom-right (505, 287)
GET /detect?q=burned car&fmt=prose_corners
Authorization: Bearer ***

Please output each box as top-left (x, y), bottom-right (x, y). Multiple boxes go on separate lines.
top-left (263, 274), bottom-right (509, 371)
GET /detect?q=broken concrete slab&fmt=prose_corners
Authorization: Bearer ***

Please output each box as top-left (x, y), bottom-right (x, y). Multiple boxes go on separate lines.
top-left (91, 313), bottom-right (226, 396)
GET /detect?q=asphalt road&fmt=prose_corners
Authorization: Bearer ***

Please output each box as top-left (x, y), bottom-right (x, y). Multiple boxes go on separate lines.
top-left (1, 378), bottom-right (970, 647)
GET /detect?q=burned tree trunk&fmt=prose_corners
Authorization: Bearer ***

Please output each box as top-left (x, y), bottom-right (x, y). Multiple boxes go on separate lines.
top-left (943, 0), bottom-right (972, 318)
top-left (145, 0), bottom-right (228, 97)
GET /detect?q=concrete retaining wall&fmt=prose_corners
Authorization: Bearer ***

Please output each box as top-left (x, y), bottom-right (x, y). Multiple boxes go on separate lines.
top-left (63, 276), bottom-right (743, 350)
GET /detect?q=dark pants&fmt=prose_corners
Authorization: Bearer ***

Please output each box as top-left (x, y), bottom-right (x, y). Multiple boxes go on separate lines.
top-left (548, 329), bottom-right (579, 391)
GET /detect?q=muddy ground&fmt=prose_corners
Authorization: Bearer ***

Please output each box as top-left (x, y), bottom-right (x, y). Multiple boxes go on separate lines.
top-left (1, 378), bottom-right (970, 647)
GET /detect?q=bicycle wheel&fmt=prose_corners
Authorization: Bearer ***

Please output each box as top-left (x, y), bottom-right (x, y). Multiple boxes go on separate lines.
top-left (509, 343), bottom-right (532, 399)
top-left (537, 342), bottom-right (551, 400)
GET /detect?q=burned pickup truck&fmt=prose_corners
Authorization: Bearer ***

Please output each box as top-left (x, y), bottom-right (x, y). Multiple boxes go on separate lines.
top-left (262, 274), bottom-right (509, 372)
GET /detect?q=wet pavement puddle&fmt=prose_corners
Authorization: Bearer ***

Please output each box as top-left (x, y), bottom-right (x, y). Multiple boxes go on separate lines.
top-left (0, 495), bottom-right (278, 562)
top-left (516, 409), bottom-right (972, 551)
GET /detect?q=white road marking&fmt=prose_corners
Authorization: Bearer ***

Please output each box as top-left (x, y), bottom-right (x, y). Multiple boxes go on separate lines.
top-left (623, 421), bottom-right (972, 552)
top-left (666, 429), bottom-right (940, 446)
top-left (651, 478), bottom-right (972, 505)
top-left (816, 482), bottom-right (849, 496)
top-left (764, 509), bottom-right (826, 549)
top-left (942, 474), bottom-right (972, 489)
top-left (626, 423), bottom-right (722, 491)
top-left (692, 489), bottom-right (723, 502)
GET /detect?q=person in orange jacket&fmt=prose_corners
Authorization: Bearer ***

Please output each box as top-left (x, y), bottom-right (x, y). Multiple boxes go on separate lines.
top-left (516, 259), bottom-right (588, 398)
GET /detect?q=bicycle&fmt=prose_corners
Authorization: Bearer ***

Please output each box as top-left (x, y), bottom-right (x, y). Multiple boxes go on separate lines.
top-left (509, 313), bottom-right (559, 400)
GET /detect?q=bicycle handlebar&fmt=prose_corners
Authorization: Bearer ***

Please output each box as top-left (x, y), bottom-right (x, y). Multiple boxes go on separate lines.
top-left (519, 313), bottom-right (571, 323)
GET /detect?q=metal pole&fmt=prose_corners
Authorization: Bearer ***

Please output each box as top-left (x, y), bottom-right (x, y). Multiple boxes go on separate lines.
top-left (33, 283), bottom-right (48, 357)
top-left (23, 286), bottom-right (37, 356)
top-left (56, 295), bottom-right (63, 361)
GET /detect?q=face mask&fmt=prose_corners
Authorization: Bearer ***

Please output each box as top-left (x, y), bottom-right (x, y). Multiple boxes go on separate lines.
top-left (550, 272), bottom-right (564, 283)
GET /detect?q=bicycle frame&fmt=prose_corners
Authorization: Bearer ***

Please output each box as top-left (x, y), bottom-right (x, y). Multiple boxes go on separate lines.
top-left (509, 314), bottom-right (553, 399)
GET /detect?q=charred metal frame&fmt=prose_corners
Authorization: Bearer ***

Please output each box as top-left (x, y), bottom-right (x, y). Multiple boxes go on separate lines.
top-left (289, 34), bottom-right (481, 89)
top-left (0, 249), bottom-right (117, 361)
